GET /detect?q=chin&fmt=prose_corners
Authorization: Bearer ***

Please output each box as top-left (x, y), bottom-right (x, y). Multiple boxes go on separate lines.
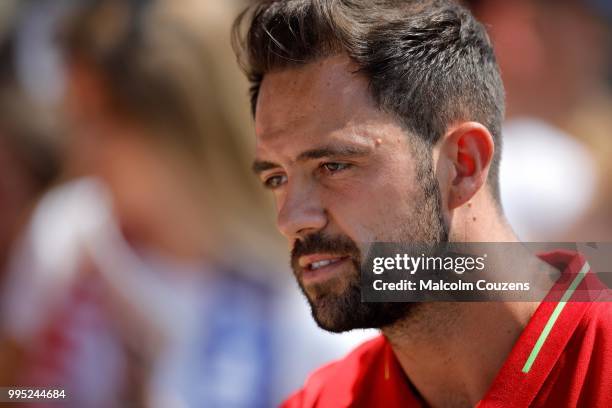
top-left (305, 282), bottom-right (415, 333)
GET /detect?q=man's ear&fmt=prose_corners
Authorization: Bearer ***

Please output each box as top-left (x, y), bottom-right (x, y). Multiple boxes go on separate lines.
top-left (440, 122), bottom-right (495, 210)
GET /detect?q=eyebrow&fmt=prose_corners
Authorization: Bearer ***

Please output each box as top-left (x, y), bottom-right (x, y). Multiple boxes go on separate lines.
top-left (252, 160), bottom-right (280, 175)
top-left (252, 144), bottom-right (371, 175)
top-left (296, 145), bottom-right (371, 161)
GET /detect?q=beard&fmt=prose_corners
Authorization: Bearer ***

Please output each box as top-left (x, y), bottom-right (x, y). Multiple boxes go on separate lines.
top-left (290, 165), bottom-right (448, 333)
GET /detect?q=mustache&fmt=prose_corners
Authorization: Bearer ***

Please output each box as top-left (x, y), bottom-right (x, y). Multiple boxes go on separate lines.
top-left (291, 232), bottom-right (361, 269)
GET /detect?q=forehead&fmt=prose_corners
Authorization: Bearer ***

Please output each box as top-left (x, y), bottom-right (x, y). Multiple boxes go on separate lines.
top-left (255, 55), bottom-right (383, 145)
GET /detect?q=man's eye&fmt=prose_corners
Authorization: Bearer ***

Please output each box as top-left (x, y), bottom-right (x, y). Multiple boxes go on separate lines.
top-left (263, 174), bottom-right (287, 189)
top-left (321, 162), bottom-right (352, 173)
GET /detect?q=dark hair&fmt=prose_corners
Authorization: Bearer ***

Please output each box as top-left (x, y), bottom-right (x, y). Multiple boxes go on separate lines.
top-left (233, 0), bottom-right (505, 201)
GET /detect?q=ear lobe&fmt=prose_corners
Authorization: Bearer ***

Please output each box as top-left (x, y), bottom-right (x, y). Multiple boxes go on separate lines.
top-left (447, 122), bottom-right (495, 209)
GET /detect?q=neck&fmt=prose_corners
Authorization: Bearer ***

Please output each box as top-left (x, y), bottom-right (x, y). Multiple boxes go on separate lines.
top-left (383, 300), bottom-right (538, 407)
top-left (381, 236), bottom-right (560, 407)
top-left (382, 213), bottom-right (556, 407)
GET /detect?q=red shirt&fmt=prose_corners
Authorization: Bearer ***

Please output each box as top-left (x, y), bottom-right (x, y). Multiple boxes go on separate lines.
top-left (282, 251), bottom-right (612, 407)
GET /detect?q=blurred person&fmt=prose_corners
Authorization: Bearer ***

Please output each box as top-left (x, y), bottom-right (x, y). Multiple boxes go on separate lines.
top-left (233, 0), bottom-right (612, 406)
top-left (0, 3), bottom-right (140, 406)
top-left (2, 0), bottom-right (373, 406)
top-left (0, 15), bottom-right (61, 388)
top-left (7, 0), bottom-right (278, 405)
top-left (464, 0), bottom-right (612, 241)
top-left (0, 53), bottom-right (59, 277)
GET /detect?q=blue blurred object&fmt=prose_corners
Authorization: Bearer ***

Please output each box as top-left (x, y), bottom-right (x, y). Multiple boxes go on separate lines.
top-left (589, 0), bottom-right (612, 19)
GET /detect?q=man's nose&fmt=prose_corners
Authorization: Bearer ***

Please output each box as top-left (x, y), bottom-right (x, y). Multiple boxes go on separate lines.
top-left (276, 180), bottom-right (327, 241)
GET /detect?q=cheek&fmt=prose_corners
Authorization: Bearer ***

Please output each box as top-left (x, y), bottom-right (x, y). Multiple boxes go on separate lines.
top-left (321, 168), bottom-right (421, 242)
top-left (100, 139), bottom-right (177, 224)
top-left (102, 146), bottom-right (154, 222)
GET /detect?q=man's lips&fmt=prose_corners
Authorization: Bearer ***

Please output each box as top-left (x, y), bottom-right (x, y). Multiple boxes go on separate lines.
top-left (298, 253), bottom-right (350, 271)
top-left (296, 253), bottom-right (352, 285)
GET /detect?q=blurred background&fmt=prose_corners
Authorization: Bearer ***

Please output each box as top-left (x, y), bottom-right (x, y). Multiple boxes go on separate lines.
top-left (0, 0), bottom-right (609, 407)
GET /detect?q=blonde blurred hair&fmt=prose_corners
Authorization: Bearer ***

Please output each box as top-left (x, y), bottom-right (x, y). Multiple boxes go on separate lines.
top-left (61, 0), bottom-right (283, 268)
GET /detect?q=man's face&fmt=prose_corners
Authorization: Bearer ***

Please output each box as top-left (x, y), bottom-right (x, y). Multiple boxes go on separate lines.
top-left (254, 55), bottom-right (447, 332)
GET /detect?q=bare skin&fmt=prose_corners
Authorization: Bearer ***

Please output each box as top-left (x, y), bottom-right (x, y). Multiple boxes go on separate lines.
top-left (254, 55), bottom-right (556, 407)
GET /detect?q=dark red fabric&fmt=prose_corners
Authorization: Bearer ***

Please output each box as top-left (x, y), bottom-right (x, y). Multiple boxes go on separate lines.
top-left (282, 251), bottom-right (612, 407)
top-left (282, 336), bottom-right (422, 408)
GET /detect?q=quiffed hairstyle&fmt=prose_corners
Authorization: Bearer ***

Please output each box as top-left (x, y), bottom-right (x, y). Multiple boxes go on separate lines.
top-left (233, 0), bottom-right (505, 200)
